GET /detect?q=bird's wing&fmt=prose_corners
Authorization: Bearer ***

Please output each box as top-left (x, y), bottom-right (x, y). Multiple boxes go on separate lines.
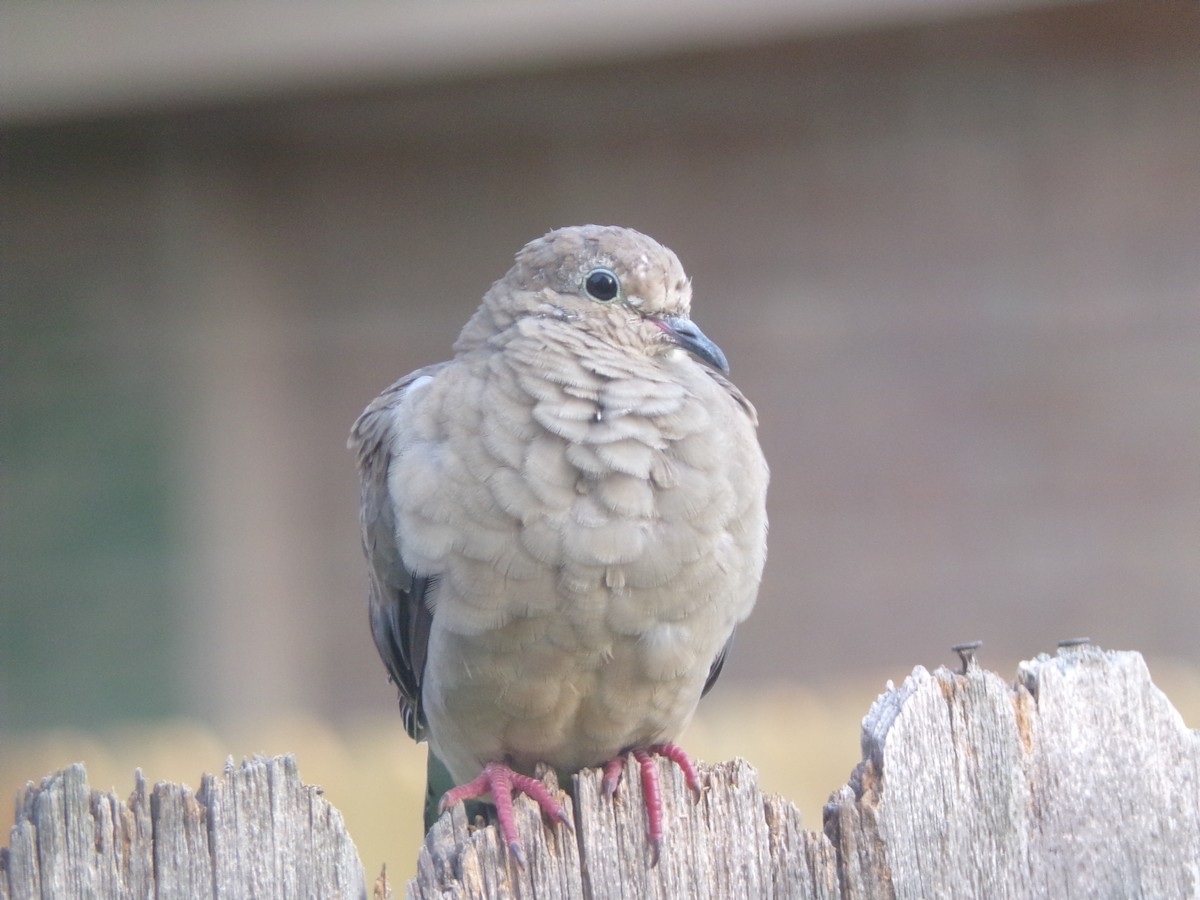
top-left (701, 635), bottom-right (733, 699)
top-left (697, 365), bottom-right (764, 700)
top-left (349, 364), bottom-right (449, 741)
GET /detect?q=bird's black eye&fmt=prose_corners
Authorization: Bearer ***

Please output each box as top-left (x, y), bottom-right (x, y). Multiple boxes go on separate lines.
top-left (584, 268), bottom-right (620, 302)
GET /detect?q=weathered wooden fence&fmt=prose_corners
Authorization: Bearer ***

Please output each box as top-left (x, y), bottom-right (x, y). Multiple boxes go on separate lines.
top-left (3, 645), bottom-right (1197, 899)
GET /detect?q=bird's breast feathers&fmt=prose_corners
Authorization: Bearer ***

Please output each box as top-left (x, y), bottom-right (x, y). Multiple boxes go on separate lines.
top-left (387, 331), bottom-right (765, 630)
top-left (385, 332), bottom-right (766, 775)
top-left (356, 225), bottom-right (770, 779)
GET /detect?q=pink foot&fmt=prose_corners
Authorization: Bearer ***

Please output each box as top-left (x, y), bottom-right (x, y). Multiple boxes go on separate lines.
top-left (438, 761), bottom-right (571, 866)
top-left (603, 742), bottom-right (702, 863)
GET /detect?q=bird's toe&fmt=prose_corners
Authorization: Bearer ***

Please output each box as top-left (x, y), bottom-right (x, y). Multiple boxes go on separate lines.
top-left (438, 761), bottom-right (570, 866)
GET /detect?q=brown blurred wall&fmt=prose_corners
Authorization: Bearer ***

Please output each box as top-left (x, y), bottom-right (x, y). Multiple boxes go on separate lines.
top-left (2, 0), bottom-right (1198, 731)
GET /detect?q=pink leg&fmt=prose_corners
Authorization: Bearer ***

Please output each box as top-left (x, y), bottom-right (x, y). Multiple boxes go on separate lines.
top-left (439, 761), bottom-right (571, 867)
top-left (603, 742), bottom-right (702, 863)
top-left (631, 750), bottom-right (664, 862)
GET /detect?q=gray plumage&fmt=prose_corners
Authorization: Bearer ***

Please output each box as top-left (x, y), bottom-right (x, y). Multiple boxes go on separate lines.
top-left (351, 225), bottom-right (768, 813)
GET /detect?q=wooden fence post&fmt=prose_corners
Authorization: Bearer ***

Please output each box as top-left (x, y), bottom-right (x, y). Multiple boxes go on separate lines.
top-left (4, 646), bottom-right (1197, 899)
top-left (1, 755), bottom-right (365, 900)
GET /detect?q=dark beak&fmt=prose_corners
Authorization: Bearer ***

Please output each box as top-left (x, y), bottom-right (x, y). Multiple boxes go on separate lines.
top-left (654, 315), bottom-right (730, 375)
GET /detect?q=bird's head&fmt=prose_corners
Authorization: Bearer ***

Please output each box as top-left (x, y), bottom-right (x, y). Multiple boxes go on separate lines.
top-left (459, 225), bottom-right (729, 375)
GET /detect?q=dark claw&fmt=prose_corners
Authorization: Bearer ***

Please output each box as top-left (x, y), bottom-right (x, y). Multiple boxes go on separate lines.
top-left (555, 808), bottom-right (574, 833)
top-left (602, 756), bottom-right (625, 798)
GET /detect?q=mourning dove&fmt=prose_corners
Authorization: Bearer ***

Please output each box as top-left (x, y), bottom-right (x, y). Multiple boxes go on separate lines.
top-left (350, 225), bottom-right (768, 863)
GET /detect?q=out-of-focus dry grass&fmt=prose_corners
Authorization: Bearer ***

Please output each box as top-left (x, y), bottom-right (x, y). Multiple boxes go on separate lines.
top-left (4, 662), bottom-right (1196, 886)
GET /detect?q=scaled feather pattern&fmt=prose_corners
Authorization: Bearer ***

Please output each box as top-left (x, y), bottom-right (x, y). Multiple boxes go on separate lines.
top-left (350, 225), bottom-right (768, 858)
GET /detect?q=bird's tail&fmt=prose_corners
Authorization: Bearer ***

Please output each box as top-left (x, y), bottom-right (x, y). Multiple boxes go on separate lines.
top-left (424, 751), bottom-right (453, 832)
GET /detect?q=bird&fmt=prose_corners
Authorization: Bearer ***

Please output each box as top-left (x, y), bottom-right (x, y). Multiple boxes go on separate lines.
top-left (350, 224), bottom-right (768, 864)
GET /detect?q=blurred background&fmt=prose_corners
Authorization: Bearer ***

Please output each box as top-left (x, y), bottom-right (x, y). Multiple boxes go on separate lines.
top-left (3, 0), bottom-right (1198, 883)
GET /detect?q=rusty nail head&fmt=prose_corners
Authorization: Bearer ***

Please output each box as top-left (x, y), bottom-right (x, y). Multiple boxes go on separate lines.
top-left (951, 640), bottom-right (984, 672)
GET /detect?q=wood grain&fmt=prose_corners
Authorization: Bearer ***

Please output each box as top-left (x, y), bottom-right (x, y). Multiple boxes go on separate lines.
top-left (3, 647), bottom-right (1195, 899)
